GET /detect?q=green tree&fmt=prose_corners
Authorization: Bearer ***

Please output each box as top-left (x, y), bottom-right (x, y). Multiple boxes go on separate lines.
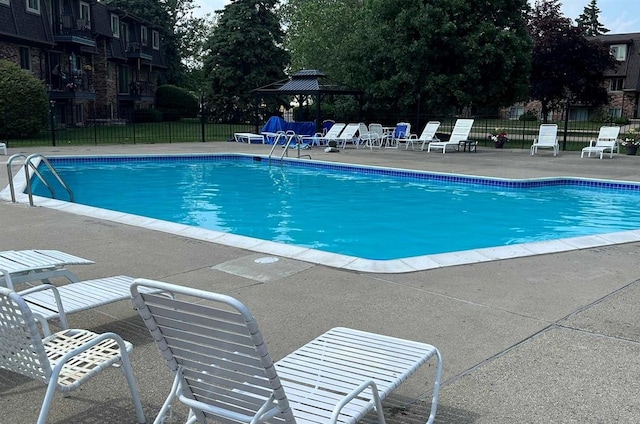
top-left (284, 0), bottom-right (532, 117)
top-left (0, 60), bottom-right (49, 138)
top-left (202, 0), bottom-right (290, 122)
top-left (155, 84), bottom-right (199, 120)
top-left (528, 0), bottom-right (614, 121)
top-left (575, 0), bottom-right (609, 36)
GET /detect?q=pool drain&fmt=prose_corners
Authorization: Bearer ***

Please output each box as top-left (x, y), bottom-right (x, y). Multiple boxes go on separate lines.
top-left (254, 256), bottom-right (279, 264)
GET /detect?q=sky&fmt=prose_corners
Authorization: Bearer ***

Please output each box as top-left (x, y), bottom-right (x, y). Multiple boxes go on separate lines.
top-left (193, 0), bottom-right (640, 34)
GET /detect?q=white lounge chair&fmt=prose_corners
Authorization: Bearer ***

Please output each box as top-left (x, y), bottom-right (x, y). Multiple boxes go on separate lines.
top-left (16, 275), bottom-right (166, 328)
top-left (427, 119), bottom-right (475, 154)
top-left (0, 249), bottom-right (94, 289)
top-left (301, 122), bottom-right (346, 146)
top-left (234, 132), bottom-right (265, 144)
top-left (336, 122), bottom-right (361, 148)
top-left (399, 121), bottom-right (441, 151)
top-left (0, 142), bottom-right (6, 155)
top-left (581, 126), bottom-right (620, 159)
top-left (0, 287), bottom-right (146, 424)
top-left (131, 278), bottom-right (443, 424)
top-left (530, 124), bottom-right (559, 156)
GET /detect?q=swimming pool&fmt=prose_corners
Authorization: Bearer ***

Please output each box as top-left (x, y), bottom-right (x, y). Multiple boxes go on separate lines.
top-left (7, 153), bottom-right (640, 273)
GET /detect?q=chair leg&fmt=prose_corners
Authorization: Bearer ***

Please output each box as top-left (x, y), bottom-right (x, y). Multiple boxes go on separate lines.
top-left (116, 344), bottom-right (147, 423)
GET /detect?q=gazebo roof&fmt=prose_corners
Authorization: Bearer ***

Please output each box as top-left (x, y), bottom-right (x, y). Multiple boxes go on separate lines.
top-left (253, 69), bottom-right (362, 96)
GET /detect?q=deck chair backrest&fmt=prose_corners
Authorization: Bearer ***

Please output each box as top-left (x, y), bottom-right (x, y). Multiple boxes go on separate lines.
top-left (340, 123), bottom-right (360, 139)
top-left (596, 126), bottom-right (620, 146)
top-left (324, 123), bottom-right (345, 139)
top-left (358, 122), bottom-right (369, 137)
top-left (322, 120), bottom-right (335, 136)
top-left (449, 119), bottom-right (474, 143)
top-left (537, 124), bottom-right (558, 146)
top-left (0, 288), bottom-right (52, 384)
top-left (369, 123), bottom-right (383, 139)
top-left (131, 279), bottom-right (296, 424)
top-left (420, 121), bottom-right (441, 140)
top-left (394, 122), bottom-right (410, 139)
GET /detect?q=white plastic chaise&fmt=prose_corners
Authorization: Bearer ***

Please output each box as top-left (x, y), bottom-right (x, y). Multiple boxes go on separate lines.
top-left (131, 279), bottom-right (443, 424)
top-left (530, 124), bottom-right (559, 156)
top-left (427, 119), bottom-right (475, 154)
top-left (0, 249), bottom-right (94, 289)
top-left (0, 142), bottom-right (6, 155)
top-left (399, 121), bottom-right (441, 151)
top-left (581, 126), bottom-right (620, 159)
top-left (234, 133), bottom-right (265, 144)
top-left (0, 287), bottom-right (146, 424)
top-left (17, 275), bottom-right (166, 329)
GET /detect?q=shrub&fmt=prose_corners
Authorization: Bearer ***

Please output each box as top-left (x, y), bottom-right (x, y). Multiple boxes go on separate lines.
top-left (155, 84), bottom-right (199, 119)
top-left (518, 110), bottom-right (538, 121)
top-left (613, 117), bottom-right (630, 125)
top-left (133, 108), bottom-right (162, 123)
top-left (0, 60), bottom-right (49, 138)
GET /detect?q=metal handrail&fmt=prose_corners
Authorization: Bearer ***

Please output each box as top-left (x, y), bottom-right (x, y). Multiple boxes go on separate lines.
top-left (6, 153), bottom-right (74, 206)
top-left (268, 131), bottom-right (311, 164)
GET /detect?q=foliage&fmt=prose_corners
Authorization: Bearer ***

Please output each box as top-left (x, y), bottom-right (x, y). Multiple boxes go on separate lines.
top-left (613, 117), bottom-right (630, 125)
top-left (621, 127), bottom-right (640, 146)
top-left (488, 128), bottom-right (509, 144)
top-left (133, 108), bottom-right (163, 122)
top-left (283, 0), bottom-right (532, 116)
top-left (155, 84), bottom-right (199, 119)
top-left (202, 0), bottom-right (289, 122)
top-left (575, 0), bottom-right (608, 36)
top-left (519, 110), bottom-right (538, 121)
top-left (0, 60), bottom-right (49, 138)
top-left (528, 0), bottom-right (615, 122)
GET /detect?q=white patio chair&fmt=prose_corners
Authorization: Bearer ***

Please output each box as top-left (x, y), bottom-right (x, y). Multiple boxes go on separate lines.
top-left (0, 142), bottom-right (6, 155)
top-left (530, 124), bottom-right (559, 156)
top-left (0, 286), bottom-right (146, 424)
top-left (356, 122), bottom-right (381, 149)
top-left (336, 122), bottom-right (361, 148)
top-left (581, 126), bottom-right (620, 159)
top-left (399, 121), bottom-right (441, 151)
top-left (131, 278), bottom-right (443, 424)
top-left (428, 119), bottom-right (475, 154)
top-left (0, 249), bottom-right (94, 289)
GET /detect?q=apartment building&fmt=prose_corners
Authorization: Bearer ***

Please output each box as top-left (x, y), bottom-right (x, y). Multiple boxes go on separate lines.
top-left (0, 0), bottom-right (167, 127)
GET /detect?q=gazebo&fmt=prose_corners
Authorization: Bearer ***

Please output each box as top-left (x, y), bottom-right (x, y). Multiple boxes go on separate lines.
top-left (252, 69), bottom-right (363, 133)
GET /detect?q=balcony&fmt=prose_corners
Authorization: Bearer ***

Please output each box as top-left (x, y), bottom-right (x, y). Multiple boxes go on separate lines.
top-left (126, 42), bottom-right (152, 61)
top-left (53, 15), bottom-right (96, 47)
top-left (118, 81), bottom-right (156, 102)
top-left (48, 74), bottom-right (96, 101)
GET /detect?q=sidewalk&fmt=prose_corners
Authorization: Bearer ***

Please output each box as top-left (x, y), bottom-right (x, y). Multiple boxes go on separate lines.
top-left (2, 142), bottom-right (640, 423)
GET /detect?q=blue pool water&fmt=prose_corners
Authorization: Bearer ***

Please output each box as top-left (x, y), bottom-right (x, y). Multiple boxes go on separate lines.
top-left (30, 155), bottom-right (640, 260)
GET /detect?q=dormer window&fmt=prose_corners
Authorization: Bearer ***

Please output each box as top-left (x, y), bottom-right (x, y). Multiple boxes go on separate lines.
top-left (610, 44), bottom-right (627, 61)
top-left (26, 0), bottom-right (39, 14)
top-left (111, 14), bottom-right (120, 38)
top-left (152, 30), bottom-right (160, 50)
top-left (141, 26), bottom-right (148, 46)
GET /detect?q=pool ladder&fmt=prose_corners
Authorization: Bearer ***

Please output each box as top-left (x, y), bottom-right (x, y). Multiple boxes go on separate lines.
top-left (267, 131), bottom-right (311, 163)
top-left (6, 153), bottom-right (74, 206)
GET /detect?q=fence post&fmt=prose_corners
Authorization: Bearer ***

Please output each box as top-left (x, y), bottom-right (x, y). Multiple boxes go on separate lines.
top-left (49, 101), bottom-right (56, 147)
top-left (200, 91), bottom-right (206, 142)
top-left (562, 98), bottom-right (570, 151)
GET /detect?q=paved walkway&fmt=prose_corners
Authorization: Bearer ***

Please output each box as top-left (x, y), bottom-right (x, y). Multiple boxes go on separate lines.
top-left (2, 142), bottom-right (640, 423)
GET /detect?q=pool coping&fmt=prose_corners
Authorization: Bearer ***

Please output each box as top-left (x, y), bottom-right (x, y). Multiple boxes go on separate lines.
top-left (4, 153), bottom-right (640, 274)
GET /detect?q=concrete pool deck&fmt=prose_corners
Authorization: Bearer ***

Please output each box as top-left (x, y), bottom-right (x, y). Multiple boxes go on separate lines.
top-left (2, 141), bottom-right (640, 423)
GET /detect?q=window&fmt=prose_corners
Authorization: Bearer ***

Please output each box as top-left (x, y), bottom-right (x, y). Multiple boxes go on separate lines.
top-left (120, 22), bottom-right (129, 44)
top-left (111, 14), bottom-right (120, 38)
top-left (609, 78), bottom-right (624, 91)
top-left (79, 1), bottom-right (90, 29)
top-left (608, 108), bottom-right (622, 118)
top-left (19, 47), bottom-right (31, 70)
top-left (610, 44), bottom-right (627, 61)
top-left (118, 65), bottom-right (130, 93)
top-left (107, 62), bottom-right (114, 80)
top-left (508, 106), bottom-right (524, 120)
top-left (141, 26), bottom-right (148, 46)
top-left (152, 30), bottom-right (160, 50)
top-left (26, 0), bottom-right (39, 13)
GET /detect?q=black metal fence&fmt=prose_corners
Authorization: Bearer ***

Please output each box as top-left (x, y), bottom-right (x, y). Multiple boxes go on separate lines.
top-left (2, 112), bottom-right (638, 152)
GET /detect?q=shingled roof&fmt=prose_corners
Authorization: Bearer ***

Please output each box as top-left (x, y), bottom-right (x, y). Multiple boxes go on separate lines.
top-left (253, 69), bottom-right (362, 95)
